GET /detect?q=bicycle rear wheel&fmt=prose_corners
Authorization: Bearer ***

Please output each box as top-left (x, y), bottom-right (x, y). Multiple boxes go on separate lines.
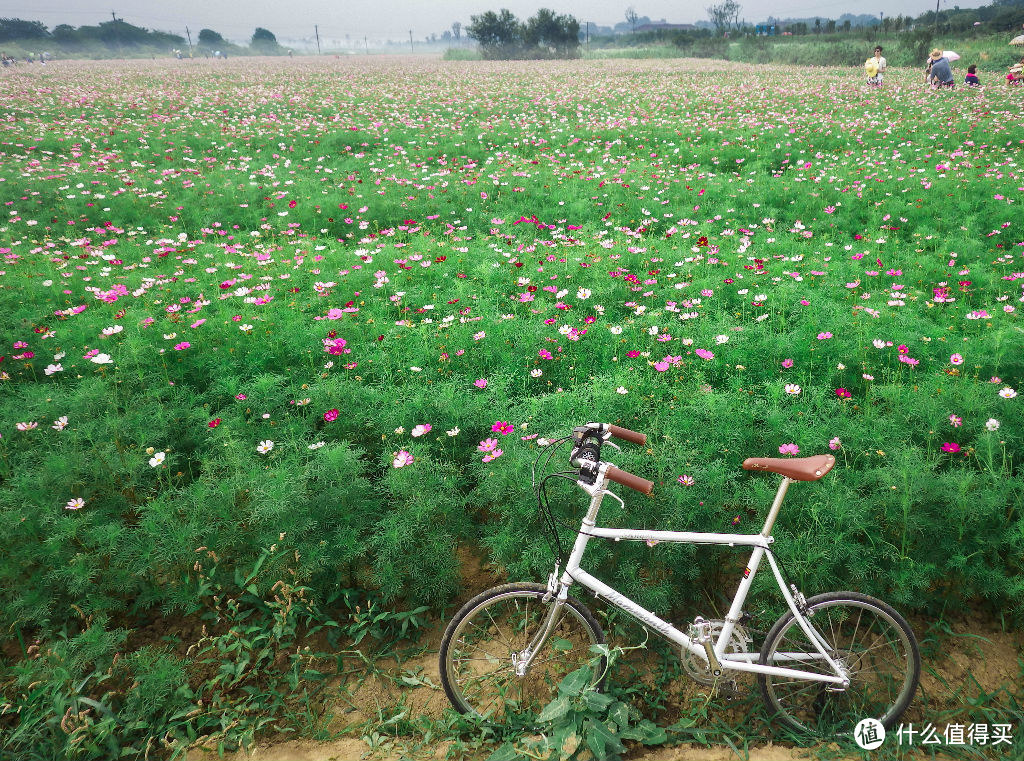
top-left (758, 591), bottom-right (920, 736)
top-left (439, 582), bottom-right (605, 724)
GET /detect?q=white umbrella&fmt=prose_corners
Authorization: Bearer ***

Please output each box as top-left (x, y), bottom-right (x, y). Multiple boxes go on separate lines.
top-left (1011, 35), bottom-right (1024, 46)
top-left (944, 50), bottom-right (961, 62)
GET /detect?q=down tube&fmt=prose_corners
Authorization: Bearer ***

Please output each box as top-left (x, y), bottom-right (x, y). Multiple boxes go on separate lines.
top-left (570, 568), bottom-right (689, 647)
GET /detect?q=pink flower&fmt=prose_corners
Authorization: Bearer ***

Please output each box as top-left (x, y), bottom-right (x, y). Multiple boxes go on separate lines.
top-left (393, 450), bottom-right (414, 468)
top-left (491, 421), bottom-right (514, 435)
top-left (781, 358), bottom-right (794, 369)
top-left (323, 409), bottom-right (339, 423)
top-left (473, 378), bottom-right (488, 389)
top-left (482, 448), bottom-right (503, 463)
top-left (779, 443), bottom-right (800, 456)
top-left (816, 332), bottom-right (833, 340)
top-left (654, 361), bottom-right (670, 372)
top-left (173, 342), bottom-right (190, 351)
top-left (477, 438), bottom-right (499, 453)
top-left (829, 437), bottom-right (842, 450)
top-left (940, 442), bottom-right (960, 453)
top-left (678, 475), bottom-right (695, 486)
top-left (235, 393), bottom-right (247, 400)
top-left (949, 414), bottom-right (962, 427)
top-left (950, 354), bottom-right (964, 365)
top-left (411, 423), bottom-right (432, 437)
top-left (695, 348), bottom-right (714, 360)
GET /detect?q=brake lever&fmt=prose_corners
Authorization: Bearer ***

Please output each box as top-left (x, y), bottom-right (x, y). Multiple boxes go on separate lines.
top-left (604, 440), bottom-right (621, 453)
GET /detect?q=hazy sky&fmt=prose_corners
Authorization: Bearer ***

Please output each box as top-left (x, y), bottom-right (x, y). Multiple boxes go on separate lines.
top-left (6, 0), bottom-right (977, 43)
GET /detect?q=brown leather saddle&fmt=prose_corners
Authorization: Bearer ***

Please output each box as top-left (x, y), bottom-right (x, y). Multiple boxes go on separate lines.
top-left (741, 454), bottom-right (835, 482)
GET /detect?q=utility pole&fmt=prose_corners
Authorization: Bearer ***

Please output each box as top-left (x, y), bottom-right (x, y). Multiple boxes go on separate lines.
top-left (934, 0), bottom-right (940, 34)
top-left (315, 24), bottom-right (321, 55)
top-left (185, 25), bottom-right (193, 56)
top-left (586, 21), bottom-right (590, 49)
top-left (409, 30), bottom-right (414, 53)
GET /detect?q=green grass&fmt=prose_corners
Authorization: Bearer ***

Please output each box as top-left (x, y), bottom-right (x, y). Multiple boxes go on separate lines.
top-left (0, 56), bottom-right (1022, 759)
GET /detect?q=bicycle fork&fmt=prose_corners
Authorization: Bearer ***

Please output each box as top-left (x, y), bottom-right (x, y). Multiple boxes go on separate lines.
top-left (513, 568), bottom-right (566, 676)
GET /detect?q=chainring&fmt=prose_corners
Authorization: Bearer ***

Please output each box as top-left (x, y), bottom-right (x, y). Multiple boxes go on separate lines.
top-left (681, 619), bottom-right (753, 685)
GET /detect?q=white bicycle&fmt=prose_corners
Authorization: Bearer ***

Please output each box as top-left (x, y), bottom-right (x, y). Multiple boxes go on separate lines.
top-left (439, 422), bottom-right (920, 737)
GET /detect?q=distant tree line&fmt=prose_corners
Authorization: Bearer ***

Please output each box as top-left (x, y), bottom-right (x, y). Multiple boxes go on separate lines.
top-left (0, 17), bottom-right (286, 55)
top-left (466, 8), bottom-right (580, 59)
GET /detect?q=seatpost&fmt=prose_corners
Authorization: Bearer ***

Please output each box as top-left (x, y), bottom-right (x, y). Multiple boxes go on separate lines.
top-left (761, 478), bottom-right (793, 537)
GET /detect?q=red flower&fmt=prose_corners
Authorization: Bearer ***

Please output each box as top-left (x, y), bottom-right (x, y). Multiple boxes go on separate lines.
top-left (288, 200), bottom-right (297, 208)
top-left (209, 418), bottom-right (222, 428)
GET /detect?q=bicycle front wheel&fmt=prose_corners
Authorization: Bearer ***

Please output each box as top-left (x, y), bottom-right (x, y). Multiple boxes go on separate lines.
top-left (759, 591), bottom-right (920, 736)
top-left (439, 582), bottom-right (605, 724)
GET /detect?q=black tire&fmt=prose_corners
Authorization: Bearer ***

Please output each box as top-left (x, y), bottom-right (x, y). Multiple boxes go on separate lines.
top-left (758, 591), bottom-right (920, 737)
top-left (438, 582), bottom-right (605, 724)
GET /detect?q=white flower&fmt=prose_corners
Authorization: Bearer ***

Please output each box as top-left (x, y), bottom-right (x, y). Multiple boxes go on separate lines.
top-left (308, 441), bottom-right (326, 449)
top-left (609, 325), bottom-right (622, 335)
top-left (648, 326), bottom-right (659, 336)
top-left (837, 363), bottom-right (846, 370)
top-left (394, 426), bottom-right (405, 434)
top-left (65, 497), bottom-right (86, 510)
top-left (558, 325), bottom-right (573, 336)
top-left (240, 324), bottom-right (253, 331)
top-left (873, 339), bottom-right (886, 349)
top-left (576, 287), bottom-right (591, 300)
top-left (149, 451), bottom-right (166, 467)
top-left (446, 427), bottom-right (460, 436)
top-left (257, 440), bottom-right (274, 454)
top-left (530, 369), bottom-right (543, 377)
top-left (715, 334), bottom-right (729, 344)
top-left (15, 422), bottom-right (38, 431)
top-left (784, 383), bottom-right (801, 395)
top-left (409, 366), bottom-right (422, 372)
top-left (52, 416), bottom-right (68, 431)
top-left (411, 424), bottom-right (431, 437)
top-left (616, 386), bottom-right (628, 394)
top-left (91, 353), bottom-right (113, 365)
top-left (999, 387), bottom-right (1017, 399)
top-left (101, 325), bottom-right (123, 336)
top-left (44, 363), bottom-right (63, 375)
top-left (53, 351), bottom-right (66, 360)
top-left (164, 333), bottom-right (177, 340)
top-left (985, 418), bottom-right (1000, 431)
top-left (537, 437), bottom-right (551, 447)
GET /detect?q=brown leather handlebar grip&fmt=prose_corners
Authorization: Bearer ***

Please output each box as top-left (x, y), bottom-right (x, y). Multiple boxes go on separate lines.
top-left (606, 466), bottom-right (654, 495)
top-left (608, 425), bottom-right (647, 446)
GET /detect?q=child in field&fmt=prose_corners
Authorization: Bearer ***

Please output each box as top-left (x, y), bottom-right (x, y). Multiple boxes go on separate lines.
top-left (965, 65), bottom-right (980, 86)
top-left (1009, 61), bottom-right (1023, 86)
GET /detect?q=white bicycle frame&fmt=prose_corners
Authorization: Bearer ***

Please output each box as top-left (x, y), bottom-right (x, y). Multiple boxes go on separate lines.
top-left (527, 461), bottom-right (850, 688)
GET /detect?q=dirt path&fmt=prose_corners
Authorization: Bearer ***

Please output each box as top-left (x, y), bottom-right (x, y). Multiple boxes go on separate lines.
top-left (188, 608), bottom-right (1022, 761)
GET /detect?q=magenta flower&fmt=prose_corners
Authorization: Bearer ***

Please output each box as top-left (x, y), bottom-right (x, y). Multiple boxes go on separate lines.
top-left (940, 442), bottom-right (961, 453)
top-left (835, 388), bottom-right (851, 399)
top-left (323, 409), bottom-right (339, 423)
top-left (781, 358), bottom-right (794, 369)
top-left (173, 342), bottom-right (190, 351)
top-left (695, 348), bottom-right (714, 360)
top-left (235, 393), bottom-right (247, 400)
top-left (779, 443), bottom-right (800, 456)
top-left (829, 437), bottom-right (842, 450)
top-left (491, 421), bottom-right (514, 435)
top-left (473, 378), bottom-right (488, 389)
top-left (654, 361), bottom-right (670, 372)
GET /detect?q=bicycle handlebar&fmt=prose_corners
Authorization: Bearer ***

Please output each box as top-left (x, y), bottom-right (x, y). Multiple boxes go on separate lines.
top-left (606, 466), bottom-right (654, 495)
top-left (607, 424), bottom-right (647, 446)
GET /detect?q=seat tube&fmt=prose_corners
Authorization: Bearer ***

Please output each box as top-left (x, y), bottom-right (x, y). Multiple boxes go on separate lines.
top-left (761, 477), bottom-right (792, 537)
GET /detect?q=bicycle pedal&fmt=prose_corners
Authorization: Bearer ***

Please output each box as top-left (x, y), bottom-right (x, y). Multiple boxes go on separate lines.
top-left (716, 680), bottom-right (741, 700)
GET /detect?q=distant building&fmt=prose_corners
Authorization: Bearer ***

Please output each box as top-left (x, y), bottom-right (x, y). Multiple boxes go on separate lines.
top-left (635, 23), bottom-right (697, 32)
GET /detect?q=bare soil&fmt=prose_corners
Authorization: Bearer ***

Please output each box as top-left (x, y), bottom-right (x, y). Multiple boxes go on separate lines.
top-left (187, 604), bottom-right (1023, 761)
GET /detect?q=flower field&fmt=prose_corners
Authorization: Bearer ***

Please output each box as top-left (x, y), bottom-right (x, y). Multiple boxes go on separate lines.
top-left (0, 55), bottom-right (1023, 754)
